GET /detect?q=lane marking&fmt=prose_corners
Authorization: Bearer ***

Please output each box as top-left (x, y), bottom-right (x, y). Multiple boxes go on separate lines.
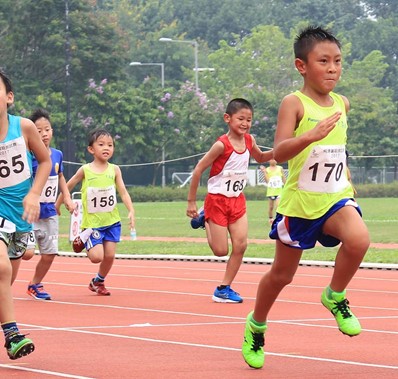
top-left (0, 364), bottom-right (95, 378)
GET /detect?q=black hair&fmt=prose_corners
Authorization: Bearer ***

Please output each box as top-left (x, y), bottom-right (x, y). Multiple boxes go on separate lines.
top-left (294, 26), bottom-right (341, 61)
top-left (29, 108), bottom-right (51, 124)
top-left (0, 69), bottom-right (13, 94)
top-left (0, 69), bottom-right (14, 109)
top-left (88, 128), bottom-right (113, 146)
top-left (225, 98), bottom-right (254, 116)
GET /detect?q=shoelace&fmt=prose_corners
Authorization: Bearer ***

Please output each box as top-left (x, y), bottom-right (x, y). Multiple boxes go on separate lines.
top-left (333, 299), bottom-right (352, 319)
top-left (228, 287), bottom-right (240, 296)
top-left (250, 332), bottom-right (264, 352)
top-left (5, 333), bottom-right (27, 348)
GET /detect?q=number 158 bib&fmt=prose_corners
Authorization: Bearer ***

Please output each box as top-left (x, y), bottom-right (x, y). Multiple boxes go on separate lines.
top-left (87, 186), bottom-right (117, 213)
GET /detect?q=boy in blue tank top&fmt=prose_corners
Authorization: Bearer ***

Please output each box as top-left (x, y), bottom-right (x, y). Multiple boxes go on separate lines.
top-left (20, 108), bottom-right (75, 300)
top-left (242, 26), bottom-right (370, 369)
top-left (0, 70), bottom-right (51, 359)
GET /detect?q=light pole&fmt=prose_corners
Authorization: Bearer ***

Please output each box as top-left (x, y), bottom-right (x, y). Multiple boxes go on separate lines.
top-left (129, 62), bottom-right (164, 88)
top-left (159, 37), bottom-right (199, 92)
top-left (129, 61), bottom-right (167, 188)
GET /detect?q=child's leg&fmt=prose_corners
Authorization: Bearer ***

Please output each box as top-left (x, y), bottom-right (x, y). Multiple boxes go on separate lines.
top-left (88, 241), bottom-right (115, 296)
top-left (322, 206), bottom-right (370, 292)
top-left (253, 240), bottom-right (303, 323)
top-left (97, 241), bottom-right (116, 279)
top-left (86, 244), bottom-right (105, 264)
top-left (10, 258), bottom-right (21, 285)
top-left (221, 213), bottom-right (248, 286)
top-left (320, 205), bottom-right (369, 337)
top-left (268, 199), bottom-right (274, 219)
top-left (0, 246), bottom-right (15, 323)
top-left (206, 220), bottom-right (229, 257)
top-left (242, 241), bottom-right (302, 368)
top-left (31, 254), bottom-right (56, 284)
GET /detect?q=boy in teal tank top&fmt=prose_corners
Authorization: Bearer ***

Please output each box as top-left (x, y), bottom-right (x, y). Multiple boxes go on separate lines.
top-left (242, 26), bottom-right (370, 369)
top-left (0, 70), bottom-right (51, 360)
top-left (57, 129), bottom-right (135, 296)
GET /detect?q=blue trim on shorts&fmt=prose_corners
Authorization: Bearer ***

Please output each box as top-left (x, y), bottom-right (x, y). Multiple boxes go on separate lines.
top-left (269, 198), bottom-right (362, 250)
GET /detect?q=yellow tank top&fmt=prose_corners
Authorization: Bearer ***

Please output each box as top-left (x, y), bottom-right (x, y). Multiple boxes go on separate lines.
top-left (81, 163), bottom-right (120, 228)
top-left (277, 91), bottom-right (353, 219)
top-left (266, 166), bottom-right (284, 197)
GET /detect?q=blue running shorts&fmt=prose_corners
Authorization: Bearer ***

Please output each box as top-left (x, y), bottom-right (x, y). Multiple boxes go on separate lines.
top-left (85, 222), bottom-right (121, 251)
top-left (269, 198), bottom-right (362, 249)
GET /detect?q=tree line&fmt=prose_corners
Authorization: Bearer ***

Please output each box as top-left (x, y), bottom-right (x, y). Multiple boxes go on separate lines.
top-left (0, 0), bottom-right (397, 184)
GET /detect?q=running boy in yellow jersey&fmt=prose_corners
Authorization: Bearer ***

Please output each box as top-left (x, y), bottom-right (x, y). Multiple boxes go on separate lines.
top-left (242, 26), bottom-right (370, 369)
top-left (56, 129), bottom-right (135, 295)
top-left (259, 159), bottom-right (286, 225)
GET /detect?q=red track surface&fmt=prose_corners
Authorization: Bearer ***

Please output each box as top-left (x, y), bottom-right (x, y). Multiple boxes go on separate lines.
top-left (2, 255), bottom-right (398, 378)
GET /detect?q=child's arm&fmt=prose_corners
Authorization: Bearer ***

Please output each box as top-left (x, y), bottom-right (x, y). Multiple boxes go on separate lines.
top-left (57, 172), bottom-right (75, 215)
top-left (55, 166), bottom-right (84, 211)
top-left (114, 165), bottom-right (135, 230)
top-left (273, 94), bottom-right (342, 163)
top-left (22, 118), bottom-right (52, 223)
top-left (186, 141), bottom-right (223, 218)
top-left (250, 136), bottom-right (273, 163)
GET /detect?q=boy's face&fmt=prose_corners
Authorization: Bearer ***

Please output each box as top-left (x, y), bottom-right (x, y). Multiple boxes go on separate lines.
top-left (224, 108), bottom-right (253, 135)
top-left (35, 117), bottom-right (53, 148)
top-left (295, 41), bottom-right (342, 94)
top-left (88, 134), bottom-right (114, 161)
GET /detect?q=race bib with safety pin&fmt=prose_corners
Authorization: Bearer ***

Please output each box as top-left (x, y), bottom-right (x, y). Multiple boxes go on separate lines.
top-left (87, 186), bottom-right (117, 213)
top-left (219, 170), bottom-right (248, 197)
top-left (298, 145), bottom-right (349, 193)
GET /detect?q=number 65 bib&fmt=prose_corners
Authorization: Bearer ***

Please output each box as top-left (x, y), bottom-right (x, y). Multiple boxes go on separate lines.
top-left (298, 145), bottom-right (348, 193)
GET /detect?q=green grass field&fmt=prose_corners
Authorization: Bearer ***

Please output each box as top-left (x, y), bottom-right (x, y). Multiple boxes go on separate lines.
top-left (57, 198), bottom-right (398, 264)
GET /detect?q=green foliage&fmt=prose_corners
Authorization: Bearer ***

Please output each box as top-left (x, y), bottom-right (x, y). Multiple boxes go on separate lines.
top-left (1, 0), bottom-right (398, 184)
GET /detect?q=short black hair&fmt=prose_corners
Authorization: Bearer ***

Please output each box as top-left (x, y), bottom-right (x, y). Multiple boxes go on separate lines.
top-left (88, 128), bottom-right (113, 146)
top-left (225, 98), bottom-right (253, 116)
top-left (29, 108), bottom-right (51, 124)
top-left (0, 69), bottom-right (13, 94)
top-left (294, 26), bottom-right (341, 61)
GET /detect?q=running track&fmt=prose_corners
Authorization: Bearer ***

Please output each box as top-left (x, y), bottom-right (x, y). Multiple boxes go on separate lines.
top-left (2, 253), bottom-right (398, 378)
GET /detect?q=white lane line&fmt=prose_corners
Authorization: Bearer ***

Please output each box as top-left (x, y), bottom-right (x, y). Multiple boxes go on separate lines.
top-left (0, 364), bottom-right (95, 378)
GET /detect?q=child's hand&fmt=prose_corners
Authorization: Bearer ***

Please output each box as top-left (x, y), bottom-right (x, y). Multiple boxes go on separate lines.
top-left (186, 201), bottom-right (198, 219)
top-left (309, 112), bottom-right (341, 142)
top-left (64, 197), bottom-right (76, 214)
top-left (22, 192), bottom-right (40, 223)
top-left (128, 211), bottom-right (135, 230)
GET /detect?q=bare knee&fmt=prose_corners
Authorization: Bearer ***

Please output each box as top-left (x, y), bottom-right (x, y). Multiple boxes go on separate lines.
top-left (269, 268), bottom-right (295, 288)
top-left (342, 230), bottom-right (370, 256)
top-left (87, 250), bottom-right (103, 264)
top-left (211, 247), bottom-right (228, 257)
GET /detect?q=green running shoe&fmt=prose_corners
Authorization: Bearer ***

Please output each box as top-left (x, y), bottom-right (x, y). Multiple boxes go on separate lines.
top-left (242, 311), bottom-right (267, 369)
top-left (321, 288), bottom-right (361, 337)
top-left (5, 334), bottom-right (35, 360)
